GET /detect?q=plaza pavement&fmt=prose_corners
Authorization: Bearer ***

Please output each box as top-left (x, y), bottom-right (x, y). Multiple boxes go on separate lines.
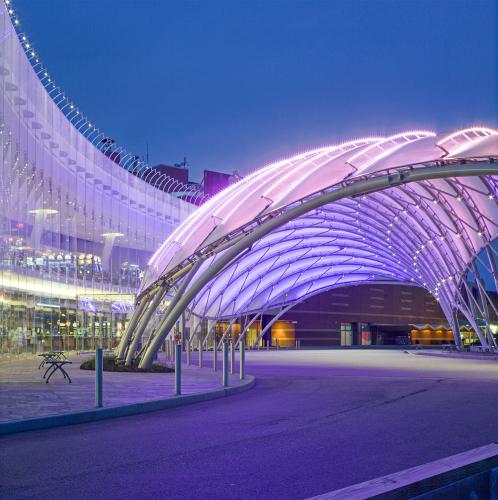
top-left (0, 353), bottom-right (243, 423)
top-left (1, 349), bottom-right (498, 499)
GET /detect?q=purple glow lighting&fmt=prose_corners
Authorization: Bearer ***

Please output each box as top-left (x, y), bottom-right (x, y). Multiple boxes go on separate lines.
top-left (133, 127), bottom-right (497, 360)
top-left (141, 127), bottom-right (498, 300)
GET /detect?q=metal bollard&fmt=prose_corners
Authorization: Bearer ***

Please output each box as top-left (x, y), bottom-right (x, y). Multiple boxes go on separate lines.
top-left (213, 340), bottom-right (218, 371)
top-left (186, 339), bottom-right (191, 366)
top-left (296, 339), bottom-right (298, 350)
top-left (240, 338), bottom-right (245, 380)
top-left (276, 338), bottom-right (279, 350)
top-left (222, 342), bottom-right (229, 387)
top-left (198, 338), bottom-right (203, 368)
top-left (95, 347), bottom-right (103, 408)
top-left (267, 339), bottom-right (270, 351)
top-left (230, 341), bottom-right (235, 374)
top-left (175, 343), bottom-right (181, 396)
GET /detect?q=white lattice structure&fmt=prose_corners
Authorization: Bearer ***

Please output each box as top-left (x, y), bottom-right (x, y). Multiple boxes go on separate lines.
top-left (118, 127), bottom-right (498, 367)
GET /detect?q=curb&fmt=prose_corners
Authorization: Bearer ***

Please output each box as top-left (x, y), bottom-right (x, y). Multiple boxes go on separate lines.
top-left (0, 376), bottom-right (255, 436)
top-left (415, 351), bottom-right (498, 361)
top-left (306, 442), bottom-right (498, 499)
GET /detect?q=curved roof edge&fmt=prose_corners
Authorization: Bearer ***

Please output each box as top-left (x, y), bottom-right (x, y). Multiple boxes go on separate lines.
top-left (3, 0), bottom-right (204, 204)
top-left (141, 127), bottom-right (498, 293)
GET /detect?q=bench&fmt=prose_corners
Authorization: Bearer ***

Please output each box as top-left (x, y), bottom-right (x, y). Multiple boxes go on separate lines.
top-left (37, 351), bottom-right (67, 369)
top-left (42, 360), bottom-right (73, 383)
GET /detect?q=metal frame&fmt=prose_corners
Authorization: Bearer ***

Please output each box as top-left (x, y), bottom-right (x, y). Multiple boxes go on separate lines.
top-left (128, 162), bottom-right (497, 368)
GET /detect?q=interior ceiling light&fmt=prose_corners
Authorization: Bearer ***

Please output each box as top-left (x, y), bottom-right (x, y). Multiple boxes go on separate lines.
top-left (102, 232), bottom-right (124, 238)
top-left (28, 208), bottom-right (58, 215)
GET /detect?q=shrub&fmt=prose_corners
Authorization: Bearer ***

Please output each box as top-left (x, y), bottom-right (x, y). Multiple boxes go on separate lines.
top-left (80, 356), bottom-right (174, 373)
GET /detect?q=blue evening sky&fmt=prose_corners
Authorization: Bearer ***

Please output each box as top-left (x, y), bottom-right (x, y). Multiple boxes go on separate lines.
top-left (14, 0), bottom-right (497, 180)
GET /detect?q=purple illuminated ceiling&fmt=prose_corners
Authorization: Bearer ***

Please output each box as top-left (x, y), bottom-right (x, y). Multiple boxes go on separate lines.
top-left (142, 128), bottom-right (497, 327)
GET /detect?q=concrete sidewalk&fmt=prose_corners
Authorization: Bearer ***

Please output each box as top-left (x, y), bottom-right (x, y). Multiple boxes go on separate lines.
top-left (0, 352), bottom-right (246, 423)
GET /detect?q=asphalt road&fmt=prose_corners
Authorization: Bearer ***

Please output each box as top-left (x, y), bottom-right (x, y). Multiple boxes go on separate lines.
top-left (2, 350), bottom-right (498, 500)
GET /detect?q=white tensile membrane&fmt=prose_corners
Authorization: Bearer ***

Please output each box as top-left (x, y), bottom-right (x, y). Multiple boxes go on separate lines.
top-left (128, 128), bottom-right (497, 367)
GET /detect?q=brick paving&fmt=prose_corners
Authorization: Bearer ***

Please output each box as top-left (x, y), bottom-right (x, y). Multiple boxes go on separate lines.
top-left (0, 352), bottom-right (243, 422)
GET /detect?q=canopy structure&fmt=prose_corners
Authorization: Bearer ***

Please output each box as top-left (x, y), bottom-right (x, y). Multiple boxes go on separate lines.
top-left (119, 128), bottom-right (498, 368)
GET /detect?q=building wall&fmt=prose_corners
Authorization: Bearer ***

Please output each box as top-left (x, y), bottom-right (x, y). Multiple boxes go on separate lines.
top-left (0, 8), bottom-right (195, 352)
top-left (150, 164), bottom-right (189, 187)
top-left (271, 320), bottom-right (296, 348)
top-left (281, 284), bottom-right (446, 346)
top-left (203, 170), bottom-right (231, 197)
top-left (201, 284), bottom-right (491, 348)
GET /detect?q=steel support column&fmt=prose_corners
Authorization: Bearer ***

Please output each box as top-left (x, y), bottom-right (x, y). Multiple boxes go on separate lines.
top-left (138, 164), bottom-right (498, 368)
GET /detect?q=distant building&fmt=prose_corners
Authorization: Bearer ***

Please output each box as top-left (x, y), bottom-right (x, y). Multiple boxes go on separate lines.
top-left (149, 161), bottom-right (234, 200)
top-left (203, 170), bottom-right (232, 197)
top-left (151, 164), bottom-right (189, 184)
top-left (276, 284), bottom-right (449, 347)
top-left (101, 138), bottom-right (121, 164)
top-left (211, 284), bottom-right (489, 349)
top-left (258, 284), bottom-right (496, 348)
top-left (149, 164), bottom-right (189, 189)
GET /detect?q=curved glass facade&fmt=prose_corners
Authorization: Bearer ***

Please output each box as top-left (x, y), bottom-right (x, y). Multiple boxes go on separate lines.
top-left (0, 3), bottom-right (196, 352)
